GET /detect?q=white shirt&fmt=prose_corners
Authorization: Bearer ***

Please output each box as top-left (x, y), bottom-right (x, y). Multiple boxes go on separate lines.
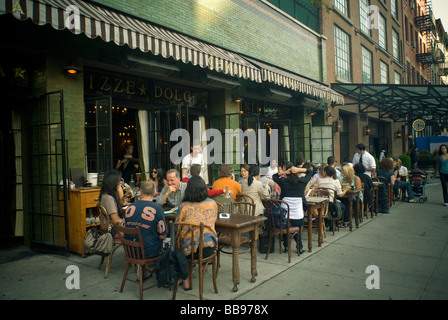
top-left (352, 151), bottom-right (376, 177)
top-left (181, 153), bottom-right (205, 177)
top-left (317, 177), bottom-right (343, 202)
top-left (266, 166), bottom-right (278, 179)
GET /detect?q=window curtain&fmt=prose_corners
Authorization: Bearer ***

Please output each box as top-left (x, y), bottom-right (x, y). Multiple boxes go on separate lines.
top-left (12, 110), bottom-right (23, 236)
top-left (137, 110), bottom-right (150, 181)
top-left (198, 116), bottom-right (209, 185)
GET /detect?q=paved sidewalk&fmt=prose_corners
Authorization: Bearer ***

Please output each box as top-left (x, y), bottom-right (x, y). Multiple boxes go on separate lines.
top-left (1, 178), bottom-right (447, 301)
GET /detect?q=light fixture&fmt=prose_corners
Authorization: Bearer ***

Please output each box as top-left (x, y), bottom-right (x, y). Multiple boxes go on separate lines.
top-left (364, 126), bottom-right (371, 135)
top-left (333, 116), bottom-right (343, 132)
top-left (396, 130), bottom-right (402, 138)
top-left (408, 133), bottom-right (413, 140)
top-left (63, 64), bottom-right (82, 76)
top-left (232, 94), bottom-right (244, 103)
top-left (309, 111), bottom-right (316, 116)
top-left (326, 112), bottom-right (333, 119)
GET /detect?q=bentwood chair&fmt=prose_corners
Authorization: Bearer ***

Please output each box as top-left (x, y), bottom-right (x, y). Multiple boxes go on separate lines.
top-left (172, 222), bottom-right (218, 300)
top-left (263, 199), bottom-right (300, 263)
top-left (114, 225), bottom-right (160, 300)
top-left (96, 203), bottom-right (123, 279)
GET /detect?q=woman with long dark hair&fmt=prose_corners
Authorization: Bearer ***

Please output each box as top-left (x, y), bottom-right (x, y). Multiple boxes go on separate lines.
top-left (436, 144), bottom-right (448, 206)
top-left (99, 171), bottom-right (124, 229)
top-left (149, 167), bottom-right (167, 197)
top-left (272, 161), bottom-right (312, 253)
top-left (175, 176), bottom-right (218, 290)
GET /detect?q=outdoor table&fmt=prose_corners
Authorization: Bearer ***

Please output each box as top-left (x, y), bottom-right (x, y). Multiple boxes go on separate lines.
top-left (164, 213), bottom-right (266, 292)
top-left (342, 188), bottom-right (363, 231)
top-left (305, 197), bottom-right (328, 252)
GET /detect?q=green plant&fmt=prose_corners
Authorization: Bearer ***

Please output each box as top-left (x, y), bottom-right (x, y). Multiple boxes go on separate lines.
top-left (399, 154), bottom-right (411, 170)
top-left (418, 150), bottom-right (431, 162)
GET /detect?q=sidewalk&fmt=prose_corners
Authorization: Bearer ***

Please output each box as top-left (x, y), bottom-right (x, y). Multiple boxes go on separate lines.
top-left (1, 178), bottom-right (447, 300)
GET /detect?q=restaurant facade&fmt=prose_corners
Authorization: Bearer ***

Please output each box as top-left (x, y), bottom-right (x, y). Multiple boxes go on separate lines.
top-left (0, 0), bottom-right (344, 253)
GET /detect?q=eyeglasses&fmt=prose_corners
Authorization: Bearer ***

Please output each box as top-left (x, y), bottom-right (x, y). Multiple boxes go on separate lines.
top-left (152, 170), bottom-right (157, 173)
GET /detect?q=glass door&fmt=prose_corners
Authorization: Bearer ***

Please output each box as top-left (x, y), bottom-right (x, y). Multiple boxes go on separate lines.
top-left (85, 96), bottom-right (113, 175)
top-left (28, 91), bottom-right (69, 255)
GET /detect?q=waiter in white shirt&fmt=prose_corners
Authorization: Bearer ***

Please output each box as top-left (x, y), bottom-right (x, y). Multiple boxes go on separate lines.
top-left (352, 143), bottom-right (376, 177)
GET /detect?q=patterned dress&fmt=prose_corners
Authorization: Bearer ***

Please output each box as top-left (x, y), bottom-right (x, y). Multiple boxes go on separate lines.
top-left (175, 198), bottom-right (218, 256)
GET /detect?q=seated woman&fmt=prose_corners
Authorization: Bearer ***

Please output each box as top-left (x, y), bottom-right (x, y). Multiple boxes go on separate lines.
top-left (241, 165), bottom-right (271, 216)
top-left (150, 167), bottom-right (167, 198)
top-left (99, 171), bottom-right (125, 235)
top-left (175, 176), bottom-right (218, 290)
top-left (378, 158), bottom-right (416, 203)
top-left (238, 164), bottom-right (250, 184)
top-left (272, 161), bottom-right (313, 254)
top-left (353, 162), bottom-right (373, 209)
top-left (339, 164), bottom-right (363, 227)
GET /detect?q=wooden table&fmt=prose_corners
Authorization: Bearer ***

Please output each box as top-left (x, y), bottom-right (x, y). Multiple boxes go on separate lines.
top-left (305, 197), bottom-right (328, 252)
top-left (343, 188), bottom-right (363, 231)
top-left (165, 213), bottom-right (266, 292)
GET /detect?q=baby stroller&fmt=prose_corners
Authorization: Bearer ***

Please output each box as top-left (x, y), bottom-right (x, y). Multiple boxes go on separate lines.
top-left (409, 169), bottom-right (427, 203)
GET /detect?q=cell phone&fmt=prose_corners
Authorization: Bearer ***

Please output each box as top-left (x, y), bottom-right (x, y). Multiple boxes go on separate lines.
top-left (219, 213), bottom-right (230, 218)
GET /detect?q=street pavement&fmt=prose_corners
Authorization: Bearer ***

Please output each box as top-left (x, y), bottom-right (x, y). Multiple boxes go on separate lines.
top-left (1, 177), bottom-right (448, 302)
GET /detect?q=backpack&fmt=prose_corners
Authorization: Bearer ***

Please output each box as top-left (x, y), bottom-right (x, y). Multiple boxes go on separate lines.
top-left (83, 227), bottom-right (113, 256)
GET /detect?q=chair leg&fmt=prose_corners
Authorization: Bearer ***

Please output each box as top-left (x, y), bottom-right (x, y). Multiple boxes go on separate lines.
top-left (98, 256), bottom-right (104, 270)
top-left (265, 232), bottom-right (272, 260)
top-left (199, 265), bottom-right (204, 300)
top-left (119, 262), bottom-right (130, 293)
top-left (138, 264), bottom-right (144, 300)
top-left (212, 258), bottom-right (218, 294)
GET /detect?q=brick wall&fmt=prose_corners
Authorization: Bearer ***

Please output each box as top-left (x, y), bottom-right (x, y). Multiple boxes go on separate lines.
top-left (93, 0), bottom-right (326, 82)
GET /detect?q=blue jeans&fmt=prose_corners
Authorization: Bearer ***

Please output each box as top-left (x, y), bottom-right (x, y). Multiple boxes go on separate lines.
top-left (395, 181), bottom-right (414, 200)
top-left (282, 218), bottom-right (304, 251)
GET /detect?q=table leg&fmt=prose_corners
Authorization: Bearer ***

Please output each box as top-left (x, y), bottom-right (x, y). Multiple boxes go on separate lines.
top-left (354, 198), bottom-right (359, 228)
top-left (231, 231), bottom-right (241, 292)
top-left (375, 189), bottom-right (379, 216)
top-left (307, 208), bottom-right (313, 252)
top-left (250, 227), bottom-right (258, 282)
top-left (318, 206), bottom-right (323, 247)
top-left (349, 196), bottom-right (353, 231)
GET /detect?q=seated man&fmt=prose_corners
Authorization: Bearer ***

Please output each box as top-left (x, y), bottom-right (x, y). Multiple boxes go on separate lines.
top-left (183, 164), bottom-right (226, 198)
top-left (212, 164), bottom-right (241, 201)
top-left (157, 169), bottom-right (187, 208)
top-left (124, 181), bottom-right (167, 259)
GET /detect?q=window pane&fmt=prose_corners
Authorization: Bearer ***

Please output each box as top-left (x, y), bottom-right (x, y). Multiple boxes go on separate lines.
top-left (361, 46), bottom-right (373, 83)
top-left (334, 26), bottom-right (351, 81)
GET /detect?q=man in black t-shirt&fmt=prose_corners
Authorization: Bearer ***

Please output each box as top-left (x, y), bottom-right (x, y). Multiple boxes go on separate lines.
top-left (124, 181), bottom-right (167, 258)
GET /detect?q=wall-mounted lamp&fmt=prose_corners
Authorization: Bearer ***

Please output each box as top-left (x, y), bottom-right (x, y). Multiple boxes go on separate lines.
top-left (63, 64), bottom-right (82, 76)
top-left (232, 94), bottom-right (244, 103)
top-left (396, 130), bottom-right (402, 138)
top-left (333, 116), bottom-right (343, 132)
top-left (364, 126), bottom-right (371, 135)
top-left (408, 133), bottom-right (413, 140)
top-left (326, 112), bottom-right (333, 119)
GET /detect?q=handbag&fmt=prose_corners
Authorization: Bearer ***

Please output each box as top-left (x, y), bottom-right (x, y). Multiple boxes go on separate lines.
top-left (83, 227), bottom-right (113, 256)
top-left (327, 200), bottom-right (343, 221)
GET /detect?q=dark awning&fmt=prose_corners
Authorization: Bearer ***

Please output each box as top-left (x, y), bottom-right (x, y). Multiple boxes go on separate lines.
top-left (331, 83), bottom-right (448, 121)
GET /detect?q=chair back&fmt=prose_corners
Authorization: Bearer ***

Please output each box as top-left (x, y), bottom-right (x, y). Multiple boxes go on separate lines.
top-left (234, 201), bottom-right (256, 216)
top-left (263, 199), bottom-right (290, 230)
top-left (114, 225), bottom-right (146, 262)
top-left (174, 222), bottom-right (206, 262)
top-left (97, 203), bottom-right (110, 231)
top-left (236, 193), bottom-right (255, 204)
top-left (316, 187), bottom-right (335, 203)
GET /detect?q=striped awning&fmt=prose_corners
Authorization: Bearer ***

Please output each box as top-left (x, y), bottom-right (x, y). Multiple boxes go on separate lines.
top-left (245, 57), bottom-right (345, 105)
top-left (1, 0), bottom-right (262, 82)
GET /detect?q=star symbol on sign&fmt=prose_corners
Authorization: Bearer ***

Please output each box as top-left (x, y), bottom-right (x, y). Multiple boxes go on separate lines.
top-left (14, 67), bottom-right (26, 79)
top-left (139, 84), bottom-right (147, 96)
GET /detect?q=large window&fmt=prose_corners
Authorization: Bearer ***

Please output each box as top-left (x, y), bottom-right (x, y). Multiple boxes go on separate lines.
top-left (394, 71), bottom-right (401, 84)
top-left (380, 60), bottom-right (389, 84)
top-left (334, 0), bottom-right (348, 16)
top-left (267, 0), bottom-right (319, 32)
top-left (334, 25), bottom-right (351, 81)
top-left (361, 46), bottom-right (373, 83)
top-left (359, 0), bottom-right (371, 35)
top-left (391, 0), bottom-right (398, 20)
top-left (378, 14), bottom-right (387, 50)
top-left (392, 28), bottom-right (400, 60)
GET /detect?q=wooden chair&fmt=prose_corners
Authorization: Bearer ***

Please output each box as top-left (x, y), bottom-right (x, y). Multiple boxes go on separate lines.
top-left (114, 225), bottom-right (160, 300)
top-left (263, 199), bottom-right (300, 263)
top-left (172, 222), bottom-right (218, 300)
top-left (236, 193), bottom-right (255, 204)
top-left (96, 203), bottom-right (123, 279)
